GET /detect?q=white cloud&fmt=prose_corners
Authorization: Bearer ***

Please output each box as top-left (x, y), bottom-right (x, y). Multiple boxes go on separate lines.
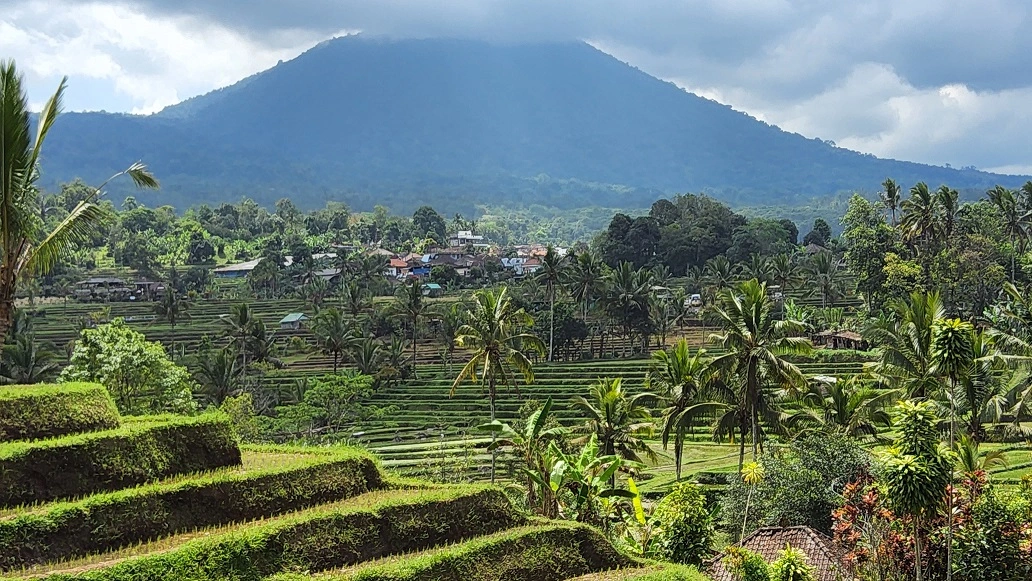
top-left (0, 1), bottom-right (334, 113)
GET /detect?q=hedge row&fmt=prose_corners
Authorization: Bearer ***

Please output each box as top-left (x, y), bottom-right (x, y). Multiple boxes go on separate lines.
top-left (0, 383), bottom-right (120, 442)
top-left (298, 522), bottom-right (630, 581)
top-left (0, 414), bottom-right (240, 507)
top-left (0, 446), bottom-right (382, 570)
top-left (40, 486), bottom-right (523, 581)
top-left (567, 564), bottom-right (710, 580)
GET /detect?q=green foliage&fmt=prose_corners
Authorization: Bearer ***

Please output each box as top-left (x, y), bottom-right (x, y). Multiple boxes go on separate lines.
top-left (219, 392), bottom-right (262, 442)
top-left (723, 546), bottom-right (770, 581)
top-left (768, 545), bottom-right (815, 581)
top-left (264, 373), bottom-right (386, 443)
top-left (721, 433), bottom-right (871, 535)
top-left (42, 487), bottom-right (523, 581)
top-left (59, 319), bottom-right (195, 414)
top-left (0, 413), bottom-right (240, 506)
top-left (0, 382), bottom-right (119, 441)
top-left (0, 446), bottom-right (380, 569)
top-left (323, 523), bottom-right (628, 581)
top-left (653, 482), bottom-right (715, 566)
top-left (953, 485), bottom-right (1032, 581)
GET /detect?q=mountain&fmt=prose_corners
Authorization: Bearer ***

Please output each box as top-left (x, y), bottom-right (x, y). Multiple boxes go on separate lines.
top-left (39, 36), bottom-right (1028, 214)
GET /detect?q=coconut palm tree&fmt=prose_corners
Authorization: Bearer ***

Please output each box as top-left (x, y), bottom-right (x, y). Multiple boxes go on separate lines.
top-left (567, 250), bottom-right (604, 321)
top-left (536, 245), bottom-right (567, 362)
top-left (741, 255), bottom-right (772, 285)
top-left (392, 279), bottom-right (428, 377)
top-left (900, 182), bottom-right (938, 256)
top-left (311, 307), bottom-right (354, 373)
top-left (193, 349), bottom-right (241, 406)
top-left (648, 340), bottom-right (723, 480)
top-left (221, 303), bottom-right (256, 383)
top-left (710, 279), bottom-right (812, 469)
top-left (350, 337), bottom-right (387, 376)
top-left (604, 262), bottom-right (651, 357)
top-left (987, 185), bottom-right (1031, 283)
top-left (703, 255), bottom-right (738, 296)
top-left (881, 178), bottom-right (902, 226)
top-left (805, 251), bottom-right (847, 308)
top-left (0, 61), bottom-right (158, 345)
top-left (936, 185), bottom-right (960, 241)
top-left (787, 377), bottom-right (894, 441)
top-left (864, 292), bottom-right (945, 398)
top-left (1, 333), bottom-right (59, 384)
top-left (435, 302), bottom-right (464, 372)
top-left (574, 377), bottom-right (657, 483)
top-left (954, 432), bottom-right (1007, 473)
top-left (769, 253), bottom-right (801, 293)
top-left (153, 282), bottom-right (190, 362)
top-left (340, 280), bottom-right (372, 319)
top-left (452, 287), bottom-right (545, 483)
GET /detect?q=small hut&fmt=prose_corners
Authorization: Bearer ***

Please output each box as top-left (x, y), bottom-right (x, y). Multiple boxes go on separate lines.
top-left (279, 313), bottom-right (308, 331)
top-left (706, 526), bottom-right (855, 581)
top-left (812, 330), bottom-right (868, 351)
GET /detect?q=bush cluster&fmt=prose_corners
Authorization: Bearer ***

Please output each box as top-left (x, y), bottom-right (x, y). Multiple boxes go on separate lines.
top-left (0, 413), bottom-right (240, 507)
top-left (0, 383), bottom-right (120, 442)
top-left (0, 446), bottom-right (381, 569)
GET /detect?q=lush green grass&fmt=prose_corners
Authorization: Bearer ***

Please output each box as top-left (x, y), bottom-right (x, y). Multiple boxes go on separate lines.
top-left (0, 413), bottom-right (240, 507)
top-left (0, 383), bottom-right (120, 442)
top-left (278, 521), bottom-right (630, 581)
top-left (0, 445), bottom-right (383, 570)
top-left (22, 486), bottom-right (523, 581)
top-left (567, 564), bottom-right (709, 581)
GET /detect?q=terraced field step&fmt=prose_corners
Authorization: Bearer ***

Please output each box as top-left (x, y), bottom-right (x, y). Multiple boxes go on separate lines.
top-left (13, 486), bottom-right (522, 580)
top-left (567, 564), bottom-right (709, 580)
top-left (0, 446), bottom-right (382, 570)
top-left (0, 383), bottom-right (120, 442)
top-left (282, 521), bottom-right (630, 581)
top-left (0, 414), bottom-right (240, 507)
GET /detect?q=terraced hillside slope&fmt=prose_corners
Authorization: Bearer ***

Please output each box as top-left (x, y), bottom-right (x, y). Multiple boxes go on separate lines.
top-left (0, 382), bottom-right (708, 581)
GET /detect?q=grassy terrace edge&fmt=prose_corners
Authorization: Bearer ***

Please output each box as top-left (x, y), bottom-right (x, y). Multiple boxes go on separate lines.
top-left (25, 486), bottom-right (523, 581)
top-left (0, 445), bottom-right (383, 570)
top-left (0, 413), bottom-right (240, 507)
top-left (277, 521), bottom-right (631, 581)
top-left (0, 383), bottom-right (120, 442)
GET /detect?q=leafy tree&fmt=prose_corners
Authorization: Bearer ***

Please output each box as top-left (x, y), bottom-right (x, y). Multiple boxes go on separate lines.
top-left (0, 61), bottom-right (157, 345)
top-left (842, 194), bottom-right (899, 311)
top-left (986, 185), bottom-right (1031, 283)
top-left (882, 400), bottom-right (955, 581)
top-left (60, 319), bottom-right (194, 414)
top-left (452, 287), bottom-right (544, 482)
top-left (269, 373), bottom-right (383, 442)
top-left (802, 218), bottom-right (832, 247)
top-left (653, 481), bottom-right (716, 566)
top-left (710, 279), bottom-right (811, 469)
top-left (412, 205), bottom-right (447, 241)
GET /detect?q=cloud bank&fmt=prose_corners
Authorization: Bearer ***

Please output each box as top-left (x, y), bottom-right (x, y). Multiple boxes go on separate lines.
top-left (1, 0), bottom-right (1030, 173)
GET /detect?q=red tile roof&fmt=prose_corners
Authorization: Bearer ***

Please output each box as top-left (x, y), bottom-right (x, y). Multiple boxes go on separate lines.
top-left (706, 526), bottom-right (854, 581)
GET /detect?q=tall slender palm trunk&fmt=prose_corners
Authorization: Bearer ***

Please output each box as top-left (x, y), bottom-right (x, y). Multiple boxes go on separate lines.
top-left (489, 378), bottom-right (497, 484)
top-left (548, 286), bottom-right (555, 362)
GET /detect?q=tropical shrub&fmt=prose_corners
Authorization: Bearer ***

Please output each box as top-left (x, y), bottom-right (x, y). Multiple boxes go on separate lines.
top-left (769, 545), bottom-right (815, 581)
top-left (654, 481), bottom-right (715, 565)
top-left (723, 546), bottom-right (770, 581)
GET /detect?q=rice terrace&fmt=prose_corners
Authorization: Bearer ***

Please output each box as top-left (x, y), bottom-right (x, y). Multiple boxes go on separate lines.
top-left (3, 3), bottom-right (1032, 581)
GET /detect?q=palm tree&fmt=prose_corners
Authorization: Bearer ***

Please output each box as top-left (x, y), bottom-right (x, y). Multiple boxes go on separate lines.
top-left (710, 279), bottom-right (812, 470)
top-left (435, 302), bottom-right (464, 372)
top-left (881, 178), bottom-right (902, 226)
top-left (954, 433), bottom-right (1007, 473)
top-left (703, 256), bottom-right (738, 296)
top-left (1, 334), bottom-right (59, 384)
top-left (788, 377), bottom-right (894, 441)
top-left (350, 337), bottom-right (387, 376)
top-left (154, 283), bottom-right (190, 362)
top-left (193, 349), bottom-right (241, 406)
top-left (741, 255), bottom-right (772, 285)
top-left (452, 287), bottom-right (545, 483)
top-left (936, 185), bottom-right (960, 241)
top-left (987, 185), bottom-right (1031, 282)
top-left (0, 61), bottom-right (158, 345)
top-left (536, 245), bottom-right (566, 362)
top-left (900, 182), bottom-right (938, 256)
top-left (769, 254), bottom-right (801, 293)
top-left (805, 251), bottom-right (846, 308)
top-left (574, 377), bottom-right (657, 483)
top-left (311, 307), bottom-right (353, 373)
top-left (221, 303), bottom-right (255, 383)
top-left (568, 250), bottom-right (603, 320)
top-left (648, 340), bottom-right (723, 480)
top-left (604, 262), bottom-right (651, 357)
top-left (864, 292), bottom-right (945, 398)
top-left (393, 279), bottom-right (429, 377)
top-left (341, 281), bottom-right (372, 318)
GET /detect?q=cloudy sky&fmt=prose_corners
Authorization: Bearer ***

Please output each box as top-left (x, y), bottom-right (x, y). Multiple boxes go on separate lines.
top-left (2, 0), bottom-right (1030, 174)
